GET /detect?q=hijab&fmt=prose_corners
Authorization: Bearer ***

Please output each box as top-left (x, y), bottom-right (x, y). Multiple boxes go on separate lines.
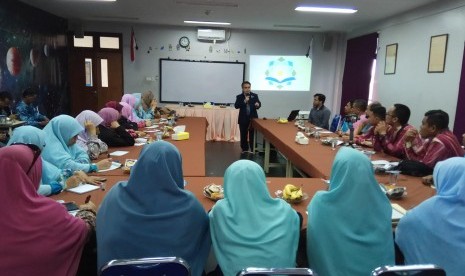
top-left (120, 102), bottom-right (142, 123)
top-left (105, 101), bottom-right (123, 113)
top-left (396, 157), bottom-right (465, 276)
top-left (42, 115), bottom-right (90, 170)
top-left (8, 126), bottom-right (61, 185)
top-left (97, 107), bottom-right (119, 127)
top-left (121, 94), bottom-right (137, 108)
top-left (141, 90), bottom-right (154, 111)
top-left (209, 160), bottom-right (300, 276)
top-left (97, 141), bottom-right (210, 275)
top-left (0, 145), bottom-right (88, 276)
top-left (75, 110), bottom-right (104, 142)
top-left (307, 147), bottom-right (394, 276)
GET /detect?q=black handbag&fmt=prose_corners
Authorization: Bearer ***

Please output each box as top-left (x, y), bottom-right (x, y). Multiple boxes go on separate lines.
top-left (395, 159), bottom-right (433, 177)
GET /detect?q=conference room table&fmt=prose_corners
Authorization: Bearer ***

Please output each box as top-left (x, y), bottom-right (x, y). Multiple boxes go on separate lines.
top-left (96, 116), bottom-right (207, 177)
top-left (167, 104), bottom-right (240, 142)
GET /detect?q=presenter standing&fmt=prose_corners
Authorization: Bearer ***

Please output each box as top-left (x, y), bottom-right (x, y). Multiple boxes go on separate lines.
top-left (235, 81), bottom-right (261, 154)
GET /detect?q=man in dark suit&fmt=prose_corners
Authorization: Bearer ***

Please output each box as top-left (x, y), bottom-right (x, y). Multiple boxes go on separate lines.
top-left (235, 81), bottom-right (261, 153)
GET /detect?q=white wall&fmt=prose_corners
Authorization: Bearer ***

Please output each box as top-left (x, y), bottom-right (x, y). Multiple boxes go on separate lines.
top-left (351, 0), bottom-right (465, 129)
top-left (84, 21), bottom-right (345, 119)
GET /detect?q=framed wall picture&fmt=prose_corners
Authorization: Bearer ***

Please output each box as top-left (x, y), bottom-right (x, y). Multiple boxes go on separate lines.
top-left (428, 34), bottom-right (448, 73)
top-left (384, 43), bottom-right (398, 74)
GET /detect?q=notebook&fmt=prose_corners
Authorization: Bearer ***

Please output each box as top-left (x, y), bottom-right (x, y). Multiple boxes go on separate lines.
top-left (68, 184), bottom-right (100, 194)
top-left (287, 110), bottom-right (300, 121)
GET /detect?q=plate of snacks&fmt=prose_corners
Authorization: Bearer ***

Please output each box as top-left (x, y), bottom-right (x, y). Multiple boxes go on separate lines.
top-left (203, 184), bottom-right (224, 201)
top-left (275, 184), bottom-right (308, 204)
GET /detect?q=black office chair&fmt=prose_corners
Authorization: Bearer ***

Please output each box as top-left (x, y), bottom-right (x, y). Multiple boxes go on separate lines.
top-left (371, 264), bottom-right (446, 276)
top-left (99, 257), bottom-right (190, 276)
top-left (236, 267), bottom-right (313, 276)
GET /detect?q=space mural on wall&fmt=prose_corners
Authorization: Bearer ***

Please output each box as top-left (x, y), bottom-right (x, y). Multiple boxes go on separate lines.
top-left (0, 0), bottom-right (69, 117)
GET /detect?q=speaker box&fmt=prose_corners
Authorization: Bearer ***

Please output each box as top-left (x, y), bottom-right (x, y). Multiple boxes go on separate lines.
top-left (323, 33), bottom-right (333, 51)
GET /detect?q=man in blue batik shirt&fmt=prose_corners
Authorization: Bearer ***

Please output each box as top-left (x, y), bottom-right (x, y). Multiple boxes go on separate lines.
top-left (16, 87), bottom-right (49, 128)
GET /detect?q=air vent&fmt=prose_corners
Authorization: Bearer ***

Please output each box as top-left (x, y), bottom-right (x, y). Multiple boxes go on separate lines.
top-left (176, 1), bottom-right (238, 7)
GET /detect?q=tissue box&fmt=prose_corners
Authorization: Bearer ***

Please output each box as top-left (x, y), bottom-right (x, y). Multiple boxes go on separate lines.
top-left (171, 132), bottom-right (190, 140)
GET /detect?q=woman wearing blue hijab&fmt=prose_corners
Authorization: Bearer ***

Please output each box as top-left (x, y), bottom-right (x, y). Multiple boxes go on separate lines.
top-left (307, 147), bottom-right (394, 276)
top-left (42, 115), bottom-right (111, 173)
top-left (396, 157), bottom-right (465, 276)
top-left (209, 160), bottom-right (300, 276)
top-left (97, 141), bottom-right (210, 275)
top-left (8, 126), bottom-right (63, 196)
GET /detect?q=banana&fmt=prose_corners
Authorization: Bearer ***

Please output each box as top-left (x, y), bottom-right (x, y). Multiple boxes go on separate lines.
top-left (282, 184), bottom-right (303, 201)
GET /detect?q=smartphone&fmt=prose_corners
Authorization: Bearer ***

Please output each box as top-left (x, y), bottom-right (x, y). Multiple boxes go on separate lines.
top-left (63, 202), bottom-right (79, 212)
top-left (372, 265), bottom-right (446, 276)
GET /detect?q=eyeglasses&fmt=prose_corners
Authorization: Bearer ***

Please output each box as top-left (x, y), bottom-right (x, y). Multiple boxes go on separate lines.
top-left (11, 143), bottom-right (41, 174)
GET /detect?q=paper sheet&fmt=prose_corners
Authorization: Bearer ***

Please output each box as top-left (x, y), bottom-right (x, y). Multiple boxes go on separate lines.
top-left (67, 184), bottom-right (100, 194)
top-left (109, 151), bottom-right (129, 156)
top-left (391, 203), bottom-right (407, 221)
top-left (97, 162), bottom-right (121, 172)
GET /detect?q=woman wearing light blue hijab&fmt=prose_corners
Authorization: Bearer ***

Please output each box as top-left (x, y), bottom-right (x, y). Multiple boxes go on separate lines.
top-left (97, 141), bottom-right (210, 275)
top-left (396, 157), bottom-right (465, 276)
top-left (42, 115), bottom-right (111, 173)
top-left (307, 147), bottom-right (394, 276)
top-left (209, 160), bottom-right (300, 276)
top-left (8, 126), bottom-right (63, 196)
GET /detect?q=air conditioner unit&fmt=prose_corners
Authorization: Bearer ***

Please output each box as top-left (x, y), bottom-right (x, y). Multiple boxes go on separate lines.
top-left (197, 28), bottom-right (226, 41)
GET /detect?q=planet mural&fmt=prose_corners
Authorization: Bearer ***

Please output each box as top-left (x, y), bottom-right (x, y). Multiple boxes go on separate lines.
top-left (30, 48), bottom-right (40, 67)
top-left (6, 47), bottom-right (22, 77)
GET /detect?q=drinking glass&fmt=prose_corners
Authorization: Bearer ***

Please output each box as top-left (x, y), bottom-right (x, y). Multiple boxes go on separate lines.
top-left (388, 170), bottom-right (401, 186)
top-left (331, 138), bottom-right (338, 150)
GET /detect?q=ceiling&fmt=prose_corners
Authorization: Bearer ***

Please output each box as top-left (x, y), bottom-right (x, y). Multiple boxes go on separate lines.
top-left (20, 0), bottom-right (440, 33)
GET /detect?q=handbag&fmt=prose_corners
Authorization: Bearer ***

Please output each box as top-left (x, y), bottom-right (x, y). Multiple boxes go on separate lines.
top-left (395, 159), bottom-right (433, 177)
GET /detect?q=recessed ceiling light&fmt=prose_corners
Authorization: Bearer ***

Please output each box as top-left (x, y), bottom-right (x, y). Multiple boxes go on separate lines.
top-left (295, 6), bottom-right (357, 14)
top-left (184, 20), bottom-right (231, 26)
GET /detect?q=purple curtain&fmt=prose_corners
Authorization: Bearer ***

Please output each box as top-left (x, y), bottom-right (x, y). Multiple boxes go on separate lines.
top-left (453, 42), bottom-right (465, 140)
top-left (340, 33), bottom-right (378, 114)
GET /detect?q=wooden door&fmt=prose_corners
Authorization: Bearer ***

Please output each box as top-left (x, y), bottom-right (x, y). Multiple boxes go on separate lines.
top-left (68, 33), bottom-right (123, 116)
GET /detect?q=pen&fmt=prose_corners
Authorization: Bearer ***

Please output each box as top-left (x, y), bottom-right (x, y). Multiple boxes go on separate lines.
top-left (85, 195), bottom-right (91, 204)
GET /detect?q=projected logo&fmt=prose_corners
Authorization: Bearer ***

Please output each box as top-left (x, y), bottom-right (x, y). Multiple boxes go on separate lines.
top-left (264, 57), bottom-right (297, 89)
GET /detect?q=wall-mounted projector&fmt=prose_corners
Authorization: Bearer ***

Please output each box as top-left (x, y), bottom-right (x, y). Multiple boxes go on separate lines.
top-left (197, 28), bottom-right (226, 41)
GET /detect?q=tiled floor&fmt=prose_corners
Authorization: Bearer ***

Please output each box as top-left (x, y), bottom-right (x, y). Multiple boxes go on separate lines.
top-left (205, 141), bottom-right (303, 178)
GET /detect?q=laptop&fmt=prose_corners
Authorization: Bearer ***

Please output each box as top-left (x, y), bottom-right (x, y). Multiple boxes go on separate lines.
top-left (287, 110), bottom-right (300, 121)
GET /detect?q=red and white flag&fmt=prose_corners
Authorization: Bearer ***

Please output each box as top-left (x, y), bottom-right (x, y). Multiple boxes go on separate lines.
top-left (130, 27), bottom-right (137, 62)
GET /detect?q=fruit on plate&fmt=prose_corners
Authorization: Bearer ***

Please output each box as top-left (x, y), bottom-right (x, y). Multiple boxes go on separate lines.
top-left (282, 184), bottom-right (303, 201)
top-left (204, 184), bottom-right (224, 200)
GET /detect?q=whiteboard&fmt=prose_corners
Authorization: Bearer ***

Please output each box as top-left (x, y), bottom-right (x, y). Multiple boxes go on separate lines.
top-left (160, 59), bottom-right (245, 104)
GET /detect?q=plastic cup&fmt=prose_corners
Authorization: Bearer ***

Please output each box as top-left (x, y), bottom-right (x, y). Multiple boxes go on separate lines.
top-left (331, 138), bottom-right (338, 150)
top-left (388, 170), bottom-right (400, 186)
top-left (314, 131), bottom-right (320, 141)
top-left (156, 131), bottom-right (163, 141)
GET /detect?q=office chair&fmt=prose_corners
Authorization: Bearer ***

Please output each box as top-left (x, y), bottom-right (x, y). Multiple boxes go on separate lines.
top-left (99, 256), bottom-right (190, 276)
top-left (371, 264), bottom-right (446, 276)
top-left (236, 267), bottom-right (313, 275)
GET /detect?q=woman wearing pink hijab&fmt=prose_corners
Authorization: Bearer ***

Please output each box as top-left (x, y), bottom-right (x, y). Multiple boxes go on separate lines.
top-left (97, 107), bottom-right (135, 147)
top-left (0, 145), bottom-right (96, 276)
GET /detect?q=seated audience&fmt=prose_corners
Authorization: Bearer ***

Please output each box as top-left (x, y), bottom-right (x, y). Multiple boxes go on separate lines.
top-left (331, 100), bottom-right (352, 134)
top-left (307, 147), bottom-right (394, 276)
top-left (135, 90), bottom-right (157, 119)
top-left (104, 101), bottom-right (123, 113)
top-left (351, 98), bottom-right (368, 135)
top-left (97, 141), bottom-right (210, 275)
top-left (0, 144), bottom-right (96, 276)
top-left (8, 125), bottom-right (103, 195)
top-left (121, 93), bottom-right (144, 123)
top-left (42, 115), bottom-right (112, 173)
top-left (374, 104), bottom-right (416, 158)
top-left (355, 105), bottom-right (386, 147)
top-left (309, 93), bottom-right (331, 129)
top-left (0, 90), bottom-right (13, 116)
top-left (396, 157), bottom-right (465, 276)
top-left (119, 102), bottom-right (139, 130)
top-left (97, 108), bottom-right (135, 147)
top-left (209, 160), bottom-right (300, 276)
top-left (75, 110), bottom-right (108, 159)
top-left (404, 109), bottom-right (464, 168)
top-left (360, 101), bottom-right (382, 134)
top-left (16, 87), bottom-right (49, 128)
